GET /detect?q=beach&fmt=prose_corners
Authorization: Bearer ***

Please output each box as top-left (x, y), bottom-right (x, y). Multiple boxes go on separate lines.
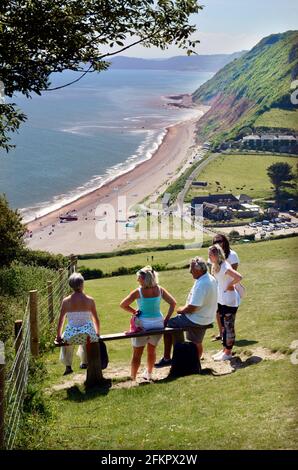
top-left (25, 106), bottom-right (208, 255)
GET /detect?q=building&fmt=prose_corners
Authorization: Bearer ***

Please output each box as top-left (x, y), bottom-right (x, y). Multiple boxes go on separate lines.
top-left (161, 193), bottom-right (171, 209)
top-left (191, 193), bottom-right (239, 209)
top-left (191, 193), bottom-right (240, 220)
top-left (236, 194), bottom-right (253, 204)
top-left (203, 203), bottom-right (232, 221)
top-left (192, 181), bottom-right (208, 187)
top-left (242, 134), bottom-right (298, 153)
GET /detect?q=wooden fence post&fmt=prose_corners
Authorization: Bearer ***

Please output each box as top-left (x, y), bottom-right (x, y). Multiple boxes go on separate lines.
top-left (47, 281), bottom-right (54, 324)
top-left (0, 341), bottom-right (5, 449)
top-left (29, 290), bottom-right (39, 357)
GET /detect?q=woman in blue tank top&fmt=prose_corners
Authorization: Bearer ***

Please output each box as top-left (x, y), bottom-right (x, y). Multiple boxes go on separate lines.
top-left (120, 266), bottom-right (176, 381)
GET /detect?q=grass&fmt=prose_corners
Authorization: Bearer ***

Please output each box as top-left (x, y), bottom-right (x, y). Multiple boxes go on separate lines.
top-left (18, 237), bottom-right (298, 449)
top-left (186, 153), bottom-right (298, 201)
top-left (255, 108), bottom-right (298, 131)
top-left (78, 247), bottom-right (204, 272)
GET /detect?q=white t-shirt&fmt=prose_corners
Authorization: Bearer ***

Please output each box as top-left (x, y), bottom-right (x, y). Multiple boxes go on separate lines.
top-left (185, 272), bottom-right (218, 325)
top-left (213, 260), bottom-right (240, 307)
top-left (227, 249), bottom-right (239, 267)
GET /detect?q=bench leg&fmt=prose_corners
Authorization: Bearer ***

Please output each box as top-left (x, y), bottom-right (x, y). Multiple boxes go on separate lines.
top-left (85, 341), bottom-right (103, 388)
top-left (172, 331), bottom-right (185, 345)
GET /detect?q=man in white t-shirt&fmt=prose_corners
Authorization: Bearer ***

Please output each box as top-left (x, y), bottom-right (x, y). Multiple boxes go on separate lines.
top-left (155, 257), bottom-right (218, 366)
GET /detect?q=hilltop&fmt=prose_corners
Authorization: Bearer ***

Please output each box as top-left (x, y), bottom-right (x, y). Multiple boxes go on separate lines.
top-left (108, 51), bottom-right (245, 72)
top-left (192, 30), bottom-right (298, 146)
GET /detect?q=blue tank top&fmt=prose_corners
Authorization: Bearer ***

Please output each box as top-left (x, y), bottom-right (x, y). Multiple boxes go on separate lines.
top-left (137, 287), bottom-right (163, 319)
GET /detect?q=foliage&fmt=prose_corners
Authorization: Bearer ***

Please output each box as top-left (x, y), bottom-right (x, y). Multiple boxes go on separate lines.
top-left (0, 263), bottom-right (57, 298)
top-left (186, 153), bottom-right (298, 202)
top-left (229, 230), bottom-right (240, 239)
top-left (79, 263), bottom-right (169, 279)
top-left (254, 108), bottom-right (298, 131)
top-left (267, 162), bottom-right (294, 201)
top-left (0, 194), bottom-right (26, 267)
top-left (21, 237), bottom-right (298, 450)
top-left (162, 153), bottom-right (209, 203)
top-left (19, 249), bottom-right (68, 270)
top-left (78, 243), bottom-right (186, 260)
top-left (192, 31), bottom-right (298, 144)
top-left (0, 0), bottom-right (202, 150)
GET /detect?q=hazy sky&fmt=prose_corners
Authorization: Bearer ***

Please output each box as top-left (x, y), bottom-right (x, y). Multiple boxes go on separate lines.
top-left (121, 0), bottom-right (298, 57)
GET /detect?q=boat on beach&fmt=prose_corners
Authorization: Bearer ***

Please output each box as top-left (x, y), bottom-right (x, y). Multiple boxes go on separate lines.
top-left (59, 212), bottom-right (78, 222)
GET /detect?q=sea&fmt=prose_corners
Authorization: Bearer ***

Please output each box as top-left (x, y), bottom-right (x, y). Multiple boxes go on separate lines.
top-left (0, 68), bottom-right (212, 222)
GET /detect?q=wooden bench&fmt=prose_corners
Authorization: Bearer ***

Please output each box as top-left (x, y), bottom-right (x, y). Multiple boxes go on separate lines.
top-left (55, 324), bottom-right (213, 388)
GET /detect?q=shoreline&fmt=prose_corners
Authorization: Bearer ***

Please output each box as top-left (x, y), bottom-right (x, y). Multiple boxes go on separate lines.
top-left (26, 105), bottom-right (208, 254)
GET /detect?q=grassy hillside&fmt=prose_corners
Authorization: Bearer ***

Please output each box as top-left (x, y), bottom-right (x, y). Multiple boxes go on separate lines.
top-left (254, 108), bottom-right (298, 131)
top-left (186, 153), bottom-right (298, 201)
top-left (18, 237), bottom-right (298, 449)
top-left (192, 31), bottom-right (298, 145)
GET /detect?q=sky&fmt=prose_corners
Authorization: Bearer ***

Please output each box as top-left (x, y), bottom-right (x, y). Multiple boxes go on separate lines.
top-left (121, 0), bottom-right (298, 58)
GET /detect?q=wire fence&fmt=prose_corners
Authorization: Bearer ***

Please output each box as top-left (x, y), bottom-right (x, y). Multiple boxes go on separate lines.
top-left (1, 259), bottom-right (75, 449)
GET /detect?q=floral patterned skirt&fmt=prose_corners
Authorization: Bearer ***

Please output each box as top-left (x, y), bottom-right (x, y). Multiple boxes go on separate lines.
top-left (62, 321), bottom-right (98, 344)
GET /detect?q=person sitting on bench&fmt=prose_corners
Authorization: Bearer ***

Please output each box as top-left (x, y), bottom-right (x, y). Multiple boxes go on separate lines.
top-left (55, 273), bottom-right (100, 375)
top-left (155, 257), bottom-right (217, 367)
top-left (120, 266), bottom-right (176, 381)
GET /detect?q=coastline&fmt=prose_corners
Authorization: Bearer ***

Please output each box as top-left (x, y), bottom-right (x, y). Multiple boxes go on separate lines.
top-left (26, 105), bottom-right (208, 255)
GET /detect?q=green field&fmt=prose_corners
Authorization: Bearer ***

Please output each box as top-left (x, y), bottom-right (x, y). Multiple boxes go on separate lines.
top-left (186, 153), bottom-right (298, 201)
top-left (78, 247), bottom-right (205, 273)
top-left (255, 108), bottom-right (298, 131)
top-left (20, 237), bottom-right (298, 450)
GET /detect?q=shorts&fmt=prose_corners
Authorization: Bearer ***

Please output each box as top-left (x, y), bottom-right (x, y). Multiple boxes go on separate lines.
top-left (132, 316), bottom-right (164, 348)
top-left (167, 314), bottom-right (209, 344)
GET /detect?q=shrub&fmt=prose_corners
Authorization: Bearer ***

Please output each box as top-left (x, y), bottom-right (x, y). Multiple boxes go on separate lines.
top-left (19, 249), bottom-right (67, 270)
top-left (0, 263), bottom-right (57, 297)
top-left (0, 194), bottom-right (26, 267)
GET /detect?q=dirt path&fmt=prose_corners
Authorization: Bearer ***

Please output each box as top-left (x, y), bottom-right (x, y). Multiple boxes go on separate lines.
top-left (47, 347), bottom-right (285, 393)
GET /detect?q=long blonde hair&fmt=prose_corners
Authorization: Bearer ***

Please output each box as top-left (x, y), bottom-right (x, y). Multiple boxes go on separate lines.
top-left (137, 265), bottom-right (158, 288)
top-left (209, 244), bottom-right (226, 275)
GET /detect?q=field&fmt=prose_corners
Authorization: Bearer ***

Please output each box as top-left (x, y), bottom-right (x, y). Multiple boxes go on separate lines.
top-left (186, 153), bottom-right (298, 201)
top-left (254, 109), bottom-right (298, 131)
top-left (19, 237), bottom-right (298, 450)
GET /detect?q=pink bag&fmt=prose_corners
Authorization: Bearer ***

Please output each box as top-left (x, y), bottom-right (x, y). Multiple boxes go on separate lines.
top-left (125, 313), bottom-right (144, 335)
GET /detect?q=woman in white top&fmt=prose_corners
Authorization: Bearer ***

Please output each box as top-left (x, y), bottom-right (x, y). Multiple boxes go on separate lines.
top-left (208, 244), bottom-right (242, 361)
top-left (212, 233), bottom-right (240, 341)
top-left (56, 273), bottom-right (100, 375)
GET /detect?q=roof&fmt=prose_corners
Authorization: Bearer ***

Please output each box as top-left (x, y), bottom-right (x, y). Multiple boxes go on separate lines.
top-left (242, 135), bottom-right (261, 140)
top-left (277, 135), bottom-right (296, 141)
top-left (260, 134), bottom-right (278, 140)
top-left (236, 194), bottom-right (253, 201)
top-left (161, 193), bottom-right (171, 204)
top-left (240, 203), bottom-right (260, 210)
top-left (192, 194), bottom-right (239, 206)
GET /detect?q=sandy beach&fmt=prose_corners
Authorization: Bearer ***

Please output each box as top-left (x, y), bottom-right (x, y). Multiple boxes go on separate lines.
top-left (26, 106), bottom-right (208, 255)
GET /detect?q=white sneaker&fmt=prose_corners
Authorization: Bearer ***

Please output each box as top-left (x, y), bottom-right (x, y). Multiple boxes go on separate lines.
top-left (214, 353), bottom-right (232, 362)
top-left (142, 369), bottom-right (153, 381)
top-left (212, 350), bottom-right (224, 359)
